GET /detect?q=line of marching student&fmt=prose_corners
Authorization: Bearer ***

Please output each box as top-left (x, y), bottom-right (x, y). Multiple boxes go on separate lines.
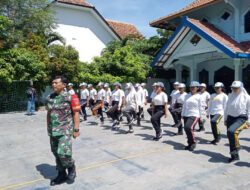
top-left (66, 80), bottom-right (250, 163)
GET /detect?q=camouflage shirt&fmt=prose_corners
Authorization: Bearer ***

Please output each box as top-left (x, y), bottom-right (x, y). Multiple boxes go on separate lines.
top-left (46, 92), bottom-right (81, 137)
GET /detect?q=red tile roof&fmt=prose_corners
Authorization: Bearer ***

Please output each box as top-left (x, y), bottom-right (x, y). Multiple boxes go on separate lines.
top-left (188, 18), bottom-right (250, 54)
top-left (150, 0), bottom-right (223, 27)
top-left (56, 0), bottom-right (94, 8)
top-left (106, 20), bottom-right (143, 39)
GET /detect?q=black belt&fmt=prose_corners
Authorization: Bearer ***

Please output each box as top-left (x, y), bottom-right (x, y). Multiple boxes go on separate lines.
top-left (155, 105), bottom-right (165, 109)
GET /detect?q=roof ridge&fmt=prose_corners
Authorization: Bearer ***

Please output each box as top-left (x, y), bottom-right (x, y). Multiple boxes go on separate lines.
top-left (106, 19), bottom-right (134, 26)
top-left (150, 0), bottom-right (223, 27)
top-left (56, 0), bottom-right (94, 8)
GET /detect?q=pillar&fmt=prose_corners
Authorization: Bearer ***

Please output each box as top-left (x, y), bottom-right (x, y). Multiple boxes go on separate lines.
top-left (175, 64), bottom-right (182, 83)
top-left (234, 58), bottom-right (242, 81)
top-left (190, 63), bottom-right (198, 81)
top-left (209, 70), bottom-right (215, 85)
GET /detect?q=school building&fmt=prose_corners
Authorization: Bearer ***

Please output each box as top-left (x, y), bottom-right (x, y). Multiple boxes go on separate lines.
top-left (150, 0), bottom-right (250, 92)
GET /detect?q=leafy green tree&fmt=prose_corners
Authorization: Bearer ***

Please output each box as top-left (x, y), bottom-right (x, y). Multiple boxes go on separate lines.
top-left (0, 0), bottom-right (56, 47)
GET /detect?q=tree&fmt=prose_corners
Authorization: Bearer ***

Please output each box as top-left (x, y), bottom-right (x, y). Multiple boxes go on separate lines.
top-left (47, 45), bottom-right (81, 83)
top-left (0, 0), bottom-right (56, 48)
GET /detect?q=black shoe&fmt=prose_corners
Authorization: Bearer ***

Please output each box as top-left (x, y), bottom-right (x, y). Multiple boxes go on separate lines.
top-left (184, 145), bottom-right (191, 150)
top-left (189, 143), bottom-right (196, 151)
top-left (50, 170), bottom-right (67, 186)
top-left (228, 154), bottom-right (240, 163)
top-left (126, 126), bottom-right (134, 134)
top-left (153, 130), bottom-right (163, 141)
top-left (175, 131), bottom-right (183, 136)
top-left (112, 120), bottom-right (118, 128)
top-left (198, 127), bottom-right (205, 132)
top-left (67, 165), bottom-right (76, 184)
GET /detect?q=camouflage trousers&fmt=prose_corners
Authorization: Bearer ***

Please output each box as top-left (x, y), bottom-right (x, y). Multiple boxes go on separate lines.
top-left (50, 135), bottom-right (75, 171)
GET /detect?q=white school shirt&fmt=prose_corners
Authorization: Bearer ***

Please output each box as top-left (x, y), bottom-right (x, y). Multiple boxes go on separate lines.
top-left (112, 89), bottom-right (123, 108)
top-left (224, 92), bottom-right (250, 125)
top-left (97, 89), bottom-right (105, 101)
top-left (199, 91), bottom-right (210, 107)
top-left (181, 93), bottom-right (202, 118)
top-left (80, 89), bottom-right (89, 100)
top-left (152, 92), bottom-right (168, 106)
top-left (105, 89), bottom-right (112, 103)
top-left (150, 90), bottom-right (157, 100)
top-left (89, 89), bottom-right (97, 100)
top-left (136, 88), bottom-right (145, 107)
top-left (125, 90), bottom-right (138, 111)
top-left (207, 93), bottom-right (228, 116)
top-left (68, 89), bottom-right (75, 95)
top-left (143, 89), bottom-right (148, 103)
top-left (170, 89), bottom-right (179, 107)
top-left (175, 92), bottom-right (187, 104)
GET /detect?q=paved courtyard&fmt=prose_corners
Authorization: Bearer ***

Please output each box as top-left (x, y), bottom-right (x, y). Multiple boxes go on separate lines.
top-left (1, 107), bottom-right (250, 190)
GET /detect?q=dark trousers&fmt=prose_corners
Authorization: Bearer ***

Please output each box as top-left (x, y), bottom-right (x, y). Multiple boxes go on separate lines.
top-left (104, 102), bottom-right (109, 111)
top-left (169, 107), bottom-right (178, 125)
top-left (137, 106), bottom-right (143, 125)
top-left (184, 117), bottom-right (199, 145)
top-left (198, 119), bottom-right (205, 129)
top-left (122, 106), bottom-right (135, 125)
top-left (89, 99), bottom-right (95, 110)
top-left (210, 114), bottom-right (222, 140)
top-left (80, 99), bottom-right (87, 120)
top-left (151, 106), bottom-right (165, 134)
top-left (171, 104), bottom-right (183, 132)
top-left (227, 115), bottom-right (248, 154)
top-left (106, 101), bottom-right (121, 121)
top-left (92, 100), bottom-right (104, 122)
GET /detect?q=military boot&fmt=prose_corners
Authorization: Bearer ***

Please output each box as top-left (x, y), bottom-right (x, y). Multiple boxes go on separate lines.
top-left (50, 170), bottom-right (67, 186)
top-left (127, 125), bottom-right (134, 134)
top-left (67, 164), bottom-right (76, 184)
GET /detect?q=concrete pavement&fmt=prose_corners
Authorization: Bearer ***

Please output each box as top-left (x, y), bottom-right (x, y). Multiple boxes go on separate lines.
top-left (1, 108), bottom-right (250, 190)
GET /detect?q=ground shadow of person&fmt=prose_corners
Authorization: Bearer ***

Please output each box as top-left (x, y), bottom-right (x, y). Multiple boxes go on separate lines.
top-left (195, 136), bottom-right (211, 145)
top-left (235, 161), bottom-right (250, 168)
top-left (163, 129), bottom-right (176, 137)
top-left (135, 133), bottom-right (155, 141)
top-left (87, 121), bottom-right (99, 126)
top-left (139, 125), bottom-right (153, 130)
top-left (193, 150), bottom-right (228, 163)
top-left (162, 140), bottom-right (185, 150)
top-left (239, 137), bottom-right (250, 142)
top-left (36, 164), bottom-right (57, 179)
top-left (205, 131), bottom-right (227, 139)
top-left (162, 123), bottom-right (174, 128)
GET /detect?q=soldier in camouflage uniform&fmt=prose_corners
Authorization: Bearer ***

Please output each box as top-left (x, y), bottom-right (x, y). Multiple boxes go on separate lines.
top-left (46, 76), bottom-right (81, 186)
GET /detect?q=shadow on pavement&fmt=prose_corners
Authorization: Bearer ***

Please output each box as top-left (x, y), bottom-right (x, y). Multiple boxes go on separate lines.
top-left (163, 130), bottom-right (176, 137)
top-left (162, 123), bottom-right (174, 128)
top-left (135, 133), bottom-right (154, 141)
top-left (195, 136), bottom-right (211, 145)
top-left (239, 137), bottom-right (250, 142)
top-left (163, 140), bottom-right (185, 150)
top-left (235, 161), bottom-right (250, 167)
top-left (36, 164), bottom-right (57, 179)
top-left (205, 131), bottom-right (227, 139)
top-left (193, 150), bottom-right (228, 163)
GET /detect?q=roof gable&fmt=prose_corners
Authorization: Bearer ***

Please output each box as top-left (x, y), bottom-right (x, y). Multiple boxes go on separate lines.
top-left (152, 17), bottom-right (250, 67)
top-left (55, 0), bottom-right (94, 8)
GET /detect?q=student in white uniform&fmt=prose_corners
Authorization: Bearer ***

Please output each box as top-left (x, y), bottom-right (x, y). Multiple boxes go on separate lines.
top-left (169, 82), bottom-right (180, 127)
top-left (88, 84), bottom-right (97, 110)
top-left (135, 83), bottom-right (144, 126)
top-left (224, 81), bottom-right (250, 163)
top-left (171, 83), bottom-right (187, 135)
top-left (141, 83), bottom-right (148, 119)
top-left (181, 81), bottom-right (202, 151)
top-left (107, 82), bottom-right (123, 129)
top-left (198, 83), bottom-right (210, 131)
top-left (80, 83), bottom-right (89, 121)
top-left (67, 83), bottom-right (75, 95)
top-left (207, 82), bottom-right (228, 145)
top-left (151, 82), bottom-right (168, 141)
top-left (147, 83), bottom-right (157, 116)
top-left (122, 83), bottom-right (138, 133)
top-left (92, 82), bottom-right (105, 123)
top-left (104, 83), bottom-right (112, 111)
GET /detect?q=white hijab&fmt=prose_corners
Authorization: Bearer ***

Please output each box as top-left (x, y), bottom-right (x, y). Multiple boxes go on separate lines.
top-left (228, 82), bottom-right (249, 110)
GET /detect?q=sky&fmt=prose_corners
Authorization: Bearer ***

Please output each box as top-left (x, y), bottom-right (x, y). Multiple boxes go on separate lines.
top-left (90, 0), bottom-right (195, 38)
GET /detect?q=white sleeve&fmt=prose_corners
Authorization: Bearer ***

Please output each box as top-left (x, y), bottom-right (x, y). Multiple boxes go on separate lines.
top-left (246, 96), bottom-right (250, 125)
top-left (207, 96), bottom-right (212, 115)
top-left (181, 101), bottom-right (186, 116)
top-left (223, 94), bottom-right (228, 117)
top-left (145, 90), bottom-right (148, 97)
top-left (198, 97), bottom-right (202, 118)
top-left (94, 90), bottom-right (97, 96)
top-left (134, 93), bottom-right (139, 112)
top-left (118, 91), bottom-right (123, 108)
top-left (163, 93), bottom-right (168, 103)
